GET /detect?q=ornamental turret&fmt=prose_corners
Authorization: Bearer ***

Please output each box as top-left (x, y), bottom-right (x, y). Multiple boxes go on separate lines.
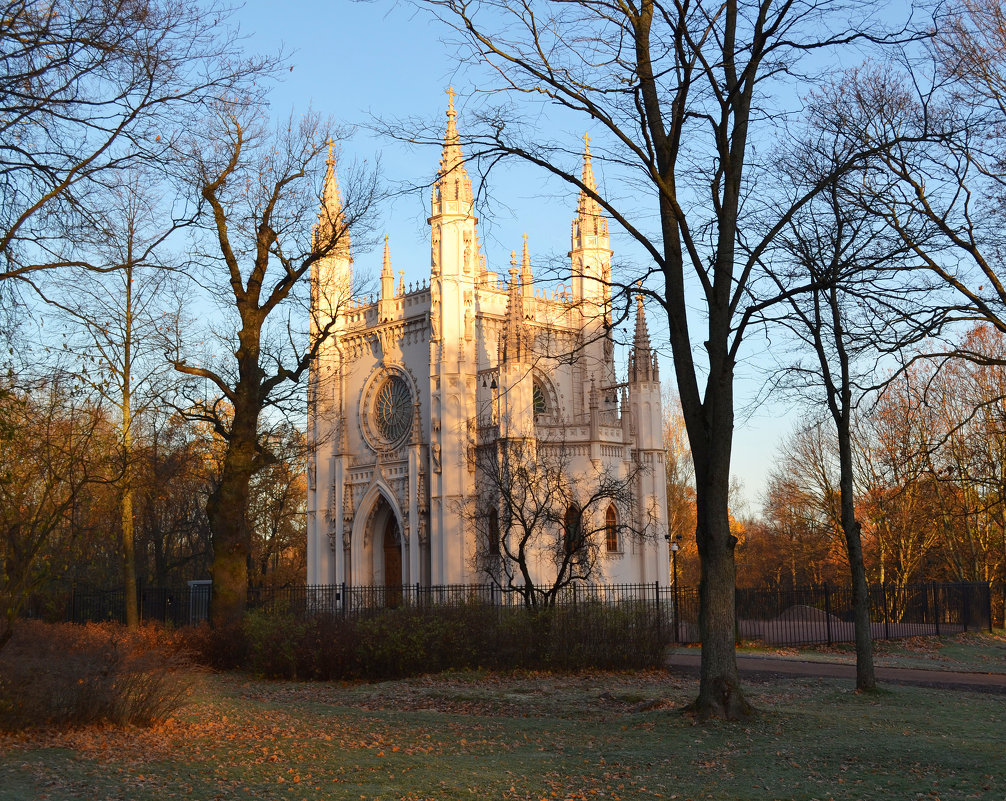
top-left (569, 133), bottom-right (611, 308)
top-left (498, 253), bottom-right (535, 440)
top-left (379, 236), bottom-right (395, 321)
top-left (312, 140), bottom-right (352, 321)
top-left (432, 86), bottom-right (474, 215)
top-left (500, 253), bottom-right (530, 366)
top-left (629, 292), bottom-right (657, 383)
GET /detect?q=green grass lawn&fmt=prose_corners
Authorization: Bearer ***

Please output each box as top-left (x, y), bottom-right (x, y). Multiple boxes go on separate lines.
top-left (731, 629), bottom-right (1006, 673)
top-left (1, 665), bottom-right (1003, 801)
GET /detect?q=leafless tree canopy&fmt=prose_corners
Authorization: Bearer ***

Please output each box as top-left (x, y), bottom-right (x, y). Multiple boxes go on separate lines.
top-left (468, 431), bottom-right (657, 606)
top-left (0, 0), bottom-right (268, 284)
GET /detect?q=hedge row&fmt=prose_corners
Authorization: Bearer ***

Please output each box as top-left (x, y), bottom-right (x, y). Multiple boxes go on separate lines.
top-left (185, 601), bottom-right (667, 680)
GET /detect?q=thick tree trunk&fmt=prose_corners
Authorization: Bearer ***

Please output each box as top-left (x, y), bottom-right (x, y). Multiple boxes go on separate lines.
top-left (837, 425), bottom-right (876, 691)
top-left (207, 391), bottom-right (260, 629)
top-left (675, 353), bottom-right (751, 718)
top-left (207, 466), bottom-right (253, 628)
top-left (686, 481), bottom-right (752, 720)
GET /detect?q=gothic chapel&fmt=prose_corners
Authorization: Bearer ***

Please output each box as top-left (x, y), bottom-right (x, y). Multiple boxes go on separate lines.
top-left (307, 91), bottom-right (670, 590)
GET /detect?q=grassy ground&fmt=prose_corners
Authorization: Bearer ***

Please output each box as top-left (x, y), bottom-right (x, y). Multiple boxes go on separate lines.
top-left (730, 629), bottom-right (1006, 673)
top-left (1, 665), bottom-right (1003, 801)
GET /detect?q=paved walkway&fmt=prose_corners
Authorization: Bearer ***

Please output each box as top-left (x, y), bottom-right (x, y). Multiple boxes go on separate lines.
top-left (666, 651), bottom-right (1006, 694)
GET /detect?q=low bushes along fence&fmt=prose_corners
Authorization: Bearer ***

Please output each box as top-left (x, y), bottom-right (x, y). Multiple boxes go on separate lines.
top-left (182, 600), bottom-right (667, 680)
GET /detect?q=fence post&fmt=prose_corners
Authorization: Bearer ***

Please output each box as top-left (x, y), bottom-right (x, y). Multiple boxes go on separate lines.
top-left (882, 583), bottom-right (890, 640)
top-left (824, 583), bottom-right (833, 647)
top-left (962, 584), bottom-right (969, 634)
top-left (933, 583), bottom-right (941, 636)
top-left (341, 582), bottom-right (347, 618)
top-left (988, 582), bottom-right (995, 633)
top-left (654, 581), bottom-right (661, 643)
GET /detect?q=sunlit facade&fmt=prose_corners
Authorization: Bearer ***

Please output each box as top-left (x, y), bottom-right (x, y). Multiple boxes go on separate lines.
top-left (307, 92), bottom-right (669, 589)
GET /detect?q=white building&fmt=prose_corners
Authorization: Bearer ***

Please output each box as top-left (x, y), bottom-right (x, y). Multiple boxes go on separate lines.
top-left (307, 91), bottom-right (670, 591)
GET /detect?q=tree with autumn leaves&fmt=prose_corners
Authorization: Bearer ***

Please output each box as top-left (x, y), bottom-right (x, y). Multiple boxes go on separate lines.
top-left (748, 324), bottom-right (1006, 625)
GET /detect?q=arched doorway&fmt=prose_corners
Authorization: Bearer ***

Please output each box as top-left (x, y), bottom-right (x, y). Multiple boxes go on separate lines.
top-left (383, 514), bottom-right (402, 606)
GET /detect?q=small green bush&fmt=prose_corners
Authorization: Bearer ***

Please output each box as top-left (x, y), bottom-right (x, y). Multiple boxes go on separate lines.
top-left (244, 610), bottom-right (308, 679)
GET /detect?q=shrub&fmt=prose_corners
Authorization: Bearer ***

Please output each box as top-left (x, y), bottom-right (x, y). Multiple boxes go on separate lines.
top-left (243, 610), bottom-right (308, 679)
top-left (0, 621), bottom-right (192, 731)
top-left (178, 598), bottom-right (667, 680)
top-left (180, 621), bottom-right (248, 670)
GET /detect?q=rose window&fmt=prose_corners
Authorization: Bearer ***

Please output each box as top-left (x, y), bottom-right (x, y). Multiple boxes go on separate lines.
top-left (374, 376), bottom-right (412, 443)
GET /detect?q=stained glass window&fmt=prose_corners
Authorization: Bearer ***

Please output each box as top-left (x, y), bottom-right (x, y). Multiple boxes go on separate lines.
top-left (533, 381), bottom-right (547, 415)
top-left (375, 376), bottom-right (412, 443)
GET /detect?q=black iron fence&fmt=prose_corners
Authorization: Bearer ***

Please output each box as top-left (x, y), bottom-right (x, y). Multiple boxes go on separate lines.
top-left (56, 579), bottom-right (991, 646)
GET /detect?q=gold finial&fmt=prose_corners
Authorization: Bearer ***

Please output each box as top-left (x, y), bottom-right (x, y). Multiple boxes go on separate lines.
top-left (583, 132), bottom-right (590, 153)
top-left (447, 86), bottom-right (456, 113)
top-left (326, 137), bottom-right (335, 167)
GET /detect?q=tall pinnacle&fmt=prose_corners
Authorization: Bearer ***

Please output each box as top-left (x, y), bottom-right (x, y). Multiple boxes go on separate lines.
top-left (576, 132), bottom-right (602, 221)
top-left (435, 86), bottom-right (473, 205)
top-left (380, 235), bottom-right (394, 301)
top-left (633, 291), bottom-right (651, 353)
top-left (520, 233), bottom-right (532, 297)
top-left (572, 132), bottom-right (608, 246)
top-left (630, 290), bottom-right (654, 383)
top-left (501, 251), bottom-right (528, 364)
top-left (315, 138), bottom-right (350, 257)
top-left (382, 235), bottom-right (392, 276)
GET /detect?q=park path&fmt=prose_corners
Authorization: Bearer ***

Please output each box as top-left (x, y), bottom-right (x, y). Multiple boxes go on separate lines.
top-left (666, 650), bottom-right (1006, 694)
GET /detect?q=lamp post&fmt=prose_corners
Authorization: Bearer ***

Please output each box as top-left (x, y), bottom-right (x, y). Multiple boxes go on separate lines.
top-left (665, 533), bottom-right (682, 643)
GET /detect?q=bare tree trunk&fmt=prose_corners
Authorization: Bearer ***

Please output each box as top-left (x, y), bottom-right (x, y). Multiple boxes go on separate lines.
top-left (837, 422), bottom-right (876, 690)
top-left (122, 483), bottom-right (138, 628)
top-left (681, 368), bottom-right (751, 719)
top-left (121, 268), bottom-right (138, 629)
top-left (207, 391), bottom-right (259, 628)
top-left (693, 504), bottom-right (749, 718)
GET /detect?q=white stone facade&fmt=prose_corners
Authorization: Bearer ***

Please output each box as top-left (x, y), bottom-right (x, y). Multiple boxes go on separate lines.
top-left (307, 93), bottom-right (670, 590)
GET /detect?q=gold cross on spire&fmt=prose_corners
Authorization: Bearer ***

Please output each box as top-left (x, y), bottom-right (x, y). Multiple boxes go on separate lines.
top-left (583, 132), bottom-right (591, 153)
top-left (446, 86), bottom-right (456, 110)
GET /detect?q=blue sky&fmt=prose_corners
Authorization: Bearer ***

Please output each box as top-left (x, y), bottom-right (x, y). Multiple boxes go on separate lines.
top-left (230, 0), bottom-right (794, 514)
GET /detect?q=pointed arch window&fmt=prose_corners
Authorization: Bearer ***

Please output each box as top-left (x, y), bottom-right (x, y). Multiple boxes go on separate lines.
top-left (488, 509), bottom-right (500, 557)
top-left (533, 381), bottom-right (547, 415)
top-left (605, 504), bottom-right (619, 552)
top-left (564, 504), bottom-right (583, 556)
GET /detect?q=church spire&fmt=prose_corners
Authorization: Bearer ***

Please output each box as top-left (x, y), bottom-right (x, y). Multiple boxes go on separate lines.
top-left (630, 291), bottom-right (654, 382)
top-left (633, 291), bottom-right (651, 352)
top-left (315, 139), bottom-right (350, 258)
top-left (575, 133), bottom-right (604, 225)
top-left (520, 233), bottom-right (532, 299)
top-left (501, 251), bottom-right (528, 365)
top-left (570, 132), bottom-right (610, 305)
top-left (380, 236), bottom-right (394, 300)
top-left (434, 87), bottom-right (473, 205)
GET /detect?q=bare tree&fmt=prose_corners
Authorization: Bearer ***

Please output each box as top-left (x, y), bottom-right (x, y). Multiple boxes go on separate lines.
top-left (401, 0), bottom-right (916, 717)
top-left (168, 107), bottom-right (379, 627)
top-left (0, 375), bottom-right (114, 651)
top-left (468, 429), bottom-right (655, 606)
top-left (762, 171), bottom-right (944, 689)
top-left (0, 0), bottom-right (268, 287)
top-left (33, 172), bottom-right (177, 628)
